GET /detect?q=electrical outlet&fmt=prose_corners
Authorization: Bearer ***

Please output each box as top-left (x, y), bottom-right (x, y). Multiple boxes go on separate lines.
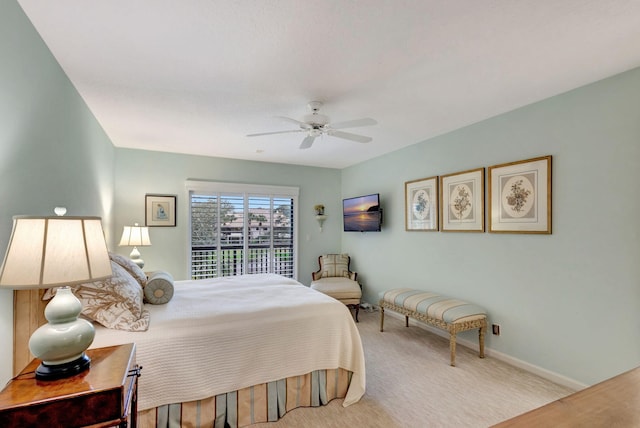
top-left (492, 324), bottom-right (501, 335)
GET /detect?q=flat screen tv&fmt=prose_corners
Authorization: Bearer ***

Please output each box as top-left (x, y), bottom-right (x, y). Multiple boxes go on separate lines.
top-left (343, 193), bottom-right (382, 232)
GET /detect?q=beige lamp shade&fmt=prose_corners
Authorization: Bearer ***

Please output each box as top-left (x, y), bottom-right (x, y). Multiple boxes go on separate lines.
top-left (0, 216), bottom-right (112, 289)
top-left (119, 223), bottom-right (151, 247)
top-left (118, 223), bottom-right (151, 269)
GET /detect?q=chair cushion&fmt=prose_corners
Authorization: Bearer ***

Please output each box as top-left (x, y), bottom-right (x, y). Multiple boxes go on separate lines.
top-left (319, 253), bottom-right (351, 278)
top-left (311, 277), bottom-right (362, 300)
top-left (380, 288), bottom-right (486, 324)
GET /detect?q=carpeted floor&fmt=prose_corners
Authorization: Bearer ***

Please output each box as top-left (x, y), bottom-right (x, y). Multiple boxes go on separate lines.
top-left (253, 309), bottom-right (574, 427)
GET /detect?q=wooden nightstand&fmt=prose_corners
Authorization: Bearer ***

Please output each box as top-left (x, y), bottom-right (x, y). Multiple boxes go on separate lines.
top-left (0, 343), bottom-right (140, 428)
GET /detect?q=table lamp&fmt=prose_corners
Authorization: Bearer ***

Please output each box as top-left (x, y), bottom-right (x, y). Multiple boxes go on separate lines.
top-left (0, 213), bottom-right (112, 380)
top-left (118, 223), bottom-right (151, 268)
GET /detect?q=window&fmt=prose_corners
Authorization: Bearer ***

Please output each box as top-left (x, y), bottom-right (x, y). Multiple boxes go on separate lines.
top-left (187, 181), bottom-right (298, 280)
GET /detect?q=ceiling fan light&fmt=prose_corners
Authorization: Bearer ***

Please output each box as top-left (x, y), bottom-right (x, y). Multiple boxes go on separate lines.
top-left (303, 113), bottom-right (329, 126)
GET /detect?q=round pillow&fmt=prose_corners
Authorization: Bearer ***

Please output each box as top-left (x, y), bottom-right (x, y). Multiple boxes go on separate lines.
top-left (144, 271), bottom-right (174, 305)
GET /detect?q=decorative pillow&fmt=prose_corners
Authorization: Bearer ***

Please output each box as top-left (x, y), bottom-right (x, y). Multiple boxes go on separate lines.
top-left (320, 253), bottom-right (351, 278)
top-left (43, 261), bottom-right (149, 332)
top-left (109, 252), bottom-right (147, 288)
top-left (144, 271), bottom-right (174, 305)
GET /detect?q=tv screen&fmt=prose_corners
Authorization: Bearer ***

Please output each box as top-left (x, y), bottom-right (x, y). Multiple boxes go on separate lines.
top-left (343, 193), bottom-right (382, 232)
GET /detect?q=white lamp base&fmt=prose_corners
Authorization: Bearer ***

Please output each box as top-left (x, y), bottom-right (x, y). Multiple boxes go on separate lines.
top-left (28, 286), bottom-right (95, 380)
top-left (129, 246), bottom-right (145, 269)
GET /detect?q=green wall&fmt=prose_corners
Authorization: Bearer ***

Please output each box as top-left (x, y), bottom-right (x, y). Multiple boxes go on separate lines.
top-left (3, 0), bottom-right (640, 392)
top-left (342, 67), bottom-right (640, 387)
top-left (0, 1), bottom-right (115, 382)
top-left (113, 149), bottom-right (342, 283)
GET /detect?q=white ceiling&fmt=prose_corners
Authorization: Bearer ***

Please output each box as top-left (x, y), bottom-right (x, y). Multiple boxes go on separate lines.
top-left (17, 1), bottom-right (640, 169)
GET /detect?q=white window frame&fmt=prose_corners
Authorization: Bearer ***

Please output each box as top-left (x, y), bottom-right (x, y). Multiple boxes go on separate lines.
top-left (186, 180), bottom-right (299, 280)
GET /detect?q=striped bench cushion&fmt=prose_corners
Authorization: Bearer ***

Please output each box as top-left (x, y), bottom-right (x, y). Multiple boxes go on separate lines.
top-left (380, 288), bottom-right (486, 324)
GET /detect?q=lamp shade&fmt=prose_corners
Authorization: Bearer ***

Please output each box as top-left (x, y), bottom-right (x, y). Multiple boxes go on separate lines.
top-left (119, 223), bottom-right (151, 247)
top-left (0, 216), bottom-right (112, 290)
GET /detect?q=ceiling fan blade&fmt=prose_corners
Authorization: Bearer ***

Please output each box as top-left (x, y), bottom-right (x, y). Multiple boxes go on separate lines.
top-left (329, 130), bottom-right (372, 143)
top-left (330, 118), bottom-right (377, 129)
top-left (246, 129), bottom-right (304, 137)
top-left (299, 135), bottom-right (316, 149)
top-left (275, 116), bottom-right (312, 129)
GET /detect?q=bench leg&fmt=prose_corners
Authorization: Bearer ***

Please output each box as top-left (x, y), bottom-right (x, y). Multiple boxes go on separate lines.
top-left (380, 306), bottom-right (385, 332)
top-left (479, 325), bottom-right (486, 359)
top-left (450, 332), bottom-right (457, 367)
top-left (405, 315), bottom-right (409, 327)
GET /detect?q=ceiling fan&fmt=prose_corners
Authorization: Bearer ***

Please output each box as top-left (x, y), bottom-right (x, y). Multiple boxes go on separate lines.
top-left (247, 101), bottom-right (377, 149)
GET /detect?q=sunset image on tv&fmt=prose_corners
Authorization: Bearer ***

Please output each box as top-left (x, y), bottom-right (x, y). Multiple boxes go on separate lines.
top-left (343, 194), bottom-right (381, 232)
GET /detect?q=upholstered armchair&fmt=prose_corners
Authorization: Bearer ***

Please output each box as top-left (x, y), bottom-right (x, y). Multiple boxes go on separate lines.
top-left (310, 254), bottom-right (362, 322)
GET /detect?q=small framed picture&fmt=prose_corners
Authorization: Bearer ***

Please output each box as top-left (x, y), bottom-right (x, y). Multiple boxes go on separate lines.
top-left (488, 155), bottom-right (551, 234)
top-left (145, 194), bottom-right (177, 227)
top-left (405, 176), bottom-right (438, 231)
top-left (439, 168), bottom-right (485, 232)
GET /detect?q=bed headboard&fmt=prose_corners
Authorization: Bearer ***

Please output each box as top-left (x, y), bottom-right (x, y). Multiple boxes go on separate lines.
top-left (13, 289), bottom-right (47, 375)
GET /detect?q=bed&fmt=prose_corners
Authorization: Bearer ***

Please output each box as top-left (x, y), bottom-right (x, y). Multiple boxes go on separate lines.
top-left (12, 258), bottom-right (366, 428)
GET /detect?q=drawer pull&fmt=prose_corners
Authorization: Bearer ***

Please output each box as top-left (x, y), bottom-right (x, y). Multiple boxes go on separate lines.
top-left (128, 365), bottom-right (142, 378)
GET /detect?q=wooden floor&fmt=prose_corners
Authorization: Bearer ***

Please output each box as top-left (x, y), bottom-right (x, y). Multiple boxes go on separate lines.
top-left (492, 366), bottom-right (640, 427)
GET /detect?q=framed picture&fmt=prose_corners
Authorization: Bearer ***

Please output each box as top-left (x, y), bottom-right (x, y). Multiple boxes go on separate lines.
top-left (439, 168), bottom-right (484, 232)
top-left (405, 176), bottom-right (438, 231)
top-left (488, 155), bottom-right (551, 234)
top-left (145, 194), bottom-right (177, 227)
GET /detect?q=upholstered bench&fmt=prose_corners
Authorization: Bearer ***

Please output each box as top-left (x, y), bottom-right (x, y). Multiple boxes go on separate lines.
top-left (379, 288), bottom-right (487, 366)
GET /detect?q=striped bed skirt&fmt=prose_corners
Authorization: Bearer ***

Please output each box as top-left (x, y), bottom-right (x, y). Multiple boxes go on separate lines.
top-left (138, 368), bottom-right (352, 428)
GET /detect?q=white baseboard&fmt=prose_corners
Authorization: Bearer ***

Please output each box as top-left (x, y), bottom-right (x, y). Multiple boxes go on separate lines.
top-left (380, 309), bottom-right (587, 391)
top-left (483, 346), bottom-right (587, 391)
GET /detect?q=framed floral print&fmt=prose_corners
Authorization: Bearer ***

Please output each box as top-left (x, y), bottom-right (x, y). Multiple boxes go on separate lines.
top-left (439, 168), bottom-right (484, 232)
top-left (488, 155), bottom-right (551, 234)
top-left (145, 194), bottom-right (177, 227)
top-left (405, 176), bottom-right (438, 231)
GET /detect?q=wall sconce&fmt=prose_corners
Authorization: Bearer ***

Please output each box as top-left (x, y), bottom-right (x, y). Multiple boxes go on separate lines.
top-left (314, 204), bottom-right (326, 232)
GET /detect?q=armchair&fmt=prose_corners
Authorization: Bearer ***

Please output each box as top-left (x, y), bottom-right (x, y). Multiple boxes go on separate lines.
top-left (310, 254), bottom-right (362, 322)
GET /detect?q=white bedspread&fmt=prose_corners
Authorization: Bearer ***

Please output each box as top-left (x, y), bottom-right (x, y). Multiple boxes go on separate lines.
top-left (89, 274), bottom-right (366, 411)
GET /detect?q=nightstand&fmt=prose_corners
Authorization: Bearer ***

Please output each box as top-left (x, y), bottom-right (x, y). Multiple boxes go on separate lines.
top-left (0, 343), bottom-right (140, 427)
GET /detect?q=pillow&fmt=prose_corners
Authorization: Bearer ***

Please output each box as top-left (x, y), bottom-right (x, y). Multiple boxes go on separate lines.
top-left (320, 254), bottom-right (351, 278)
top-left (44, 261), bottom-right (149, 332)
top-left (109, 252), bottom-right (147, 288)
top-left (144, 271), bottom-right (174, 305)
